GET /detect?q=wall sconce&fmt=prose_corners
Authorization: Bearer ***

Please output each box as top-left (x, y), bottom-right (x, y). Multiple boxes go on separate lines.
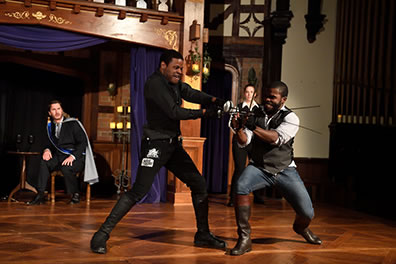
top-left (107, 83), bottom-right (117, 97)
top-left (202, 48), bottom-right (211, 83)
top-left (189, 20), bottom-right (201, 41)
top-left (105, 62), bottom-right (117, 97)
top-left (186, 46), bottom-right (201, 76)
top-left (190, 46), bottom-right (201, 74)
top-left (186, 20), bottom-right (202, 77)
top-left (202, 28), bottom-right (211, 83)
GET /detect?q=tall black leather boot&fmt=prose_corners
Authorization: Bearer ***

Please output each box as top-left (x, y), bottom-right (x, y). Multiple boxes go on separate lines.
top-left (90, 194), bottom-right (136, 254)
top-left (192, 193), bottom-right (227, 249)
top-left (230, 194), bottom-right (252, 256)
top-left (293, 214), bottom-right (322, 245)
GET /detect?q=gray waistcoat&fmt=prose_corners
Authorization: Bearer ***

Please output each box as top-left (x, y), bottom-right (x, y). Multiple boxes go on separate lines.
top-left (250, 108), bottom-right (294, 175)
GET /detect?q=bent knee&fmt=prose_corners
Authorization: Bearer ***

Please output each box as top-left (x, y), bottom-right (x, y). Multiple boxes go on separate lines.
top-left (186, 174), bottom-right (207, 194)
top-left (299, 208), bottom-right (314, 220)
top-left (235, 178), bottom-right (251, 195)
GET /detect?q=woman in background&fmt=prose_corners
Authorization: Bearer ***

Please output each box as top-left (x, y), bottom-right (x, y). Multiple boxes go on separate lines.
top-left (227, 84), bottom-right (265, 207)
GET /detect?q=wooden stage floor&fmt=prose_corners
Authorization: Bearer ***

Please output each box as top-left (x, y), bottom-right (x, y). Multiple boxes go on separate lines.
top-left (1, 194), bottom-right (396, 264)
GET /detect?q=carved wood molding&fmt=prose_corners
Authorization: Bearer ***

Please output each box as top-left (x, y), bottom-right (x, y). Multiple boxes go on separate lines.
top-left (207, 0), bottom-right (267, 38)
top-left (2, 0), bottom-right (184, 21)
top-left (304, 0), bottom-right (326, 43)
top-left (271, 1), bottom-right (293, 45)
top-left (0, 0), bottom-right (181, 49)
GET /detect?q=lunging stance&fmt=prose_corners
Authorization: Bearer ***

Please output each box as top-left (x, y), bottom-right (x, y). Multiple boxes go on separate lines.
top-left (91, 49), bottom-right (226, 254)
top-left (230, 81), bottom-right (322, 256)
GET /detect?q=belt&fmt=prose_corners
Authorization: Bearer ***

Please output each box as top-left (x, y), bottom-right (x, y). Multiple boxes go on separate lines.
top-left (147, 136), bottom-right (183, 144)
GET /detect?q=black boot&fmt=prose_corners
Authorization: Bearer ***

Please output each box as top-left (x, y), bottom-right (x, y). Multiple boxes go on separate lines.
top-left (69, 193), bottom-right (80, 204)
top-left (227, 196), bottom-right (234, 207)
top-left (192, 193), bottom-right (227, 249)
top-left (293, 215), bottom-right (322, 245)
top-left (253, 189), bottom-right (266, 205)
top-left (27, 192), bottom-right (45, 205)
top-left (90, 194), bottom-right (136, 254)
top-left (230, 195), bottom-right (252, 256)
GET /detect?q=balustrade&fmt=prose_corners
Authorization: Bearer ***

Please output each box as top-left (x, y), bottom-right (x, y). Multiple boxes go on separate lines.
top-left (91, 0), bottom-right (173, 13)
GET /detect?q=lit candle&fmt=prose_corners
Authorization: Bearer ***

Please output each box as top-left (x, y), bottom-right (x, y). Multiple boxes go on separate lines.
top-left (191, 63), bottom-right (200, 73)
top-left (127, 121), bottom-right (131, 129)
top-left (116, 122), bottom-right (123, 129)
top-left (203, 66), bottom-right (209, 75)
top-left (128, 106), bottom-right (131, 113)
top-left (110, 122), bottom-right (116, 129)
top-left (117, 106), bottom-right (123, 113)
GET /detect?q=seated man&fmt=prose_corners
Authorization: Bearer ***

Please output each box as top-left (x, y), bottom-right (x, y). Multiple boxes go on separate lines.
top-left (28, 100), bottom-right (98, 205)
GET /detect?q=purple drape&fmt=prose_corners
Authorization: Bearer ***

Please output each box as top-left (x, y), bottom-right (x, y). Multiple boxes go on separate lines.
top-left (201, 68), bottom-right (232, 193)
top-left (0, 25), bottom-right (106, 51)
top-left (130, 46), bottom-right (167, 203)
top-left (0, 24), bottom-right (167, 202)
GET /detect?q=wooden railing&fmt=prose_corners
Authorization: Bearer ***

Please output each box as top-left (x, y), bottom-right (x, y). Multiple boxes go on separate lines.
top-left (1, 0), bottom-right (185, 24)
top-left (1, 0), bottom-right (184, 46)
top-left (92, 0), bottom-right (174, 12)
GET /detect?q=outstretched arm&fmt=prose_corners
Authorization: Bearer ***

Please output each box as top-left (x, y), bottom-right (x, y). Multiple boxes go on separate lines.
top-left (145, 78), bottom-right (205, 120)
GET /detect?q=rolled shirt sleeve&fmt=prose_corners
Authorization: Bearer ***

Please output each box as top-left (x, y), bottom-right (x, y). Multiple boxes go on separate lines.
top-left (273, 112), bottom-right (300, 145)
top-left (237, 128), bottom-right (253, 148)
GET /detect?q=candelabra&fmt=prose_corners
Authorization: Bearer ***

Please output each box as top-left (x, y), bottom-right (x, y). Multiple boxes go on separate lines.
top-left (16, 134), bottom-right (22, 152)
top-left (110, 104), bottom-right (131, 194)
top-left (15, 134), bottom-right (35, 152)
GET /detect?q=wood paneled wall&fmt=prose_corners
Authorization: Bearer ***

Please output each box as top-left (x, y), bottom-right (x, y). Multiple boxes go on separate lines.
top-left (294, 158), bottom-right (329, 202)
top-left (92, 141), bottom-right (131, 195)
top-left (333, 0), bottom-right (395, 126)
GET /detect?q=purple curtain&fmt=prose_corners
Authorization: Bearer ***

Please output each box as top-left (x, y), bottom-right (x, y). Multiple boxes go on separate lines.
top-left (130, 46), bottom-right (166, 203)
top-left (201, 68), bottom-right (232, 193)
top-left (0, 25), bottom-right (106, 51)
top-left (0, 24), bottom-right (167, 202)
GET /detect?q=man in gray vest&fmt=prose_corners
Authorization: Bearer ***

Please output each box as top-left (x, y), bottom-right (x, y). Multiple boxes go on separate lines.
top-left (229, 81), bottom-right (322, 256)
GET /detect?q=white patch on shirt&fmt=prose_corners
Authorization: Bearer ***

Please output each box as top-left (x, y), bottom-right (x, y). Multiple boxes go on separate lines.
top-left (141, 158), bottom-right (154, 167)
top-left (146, 148), bottom-right (159, 158)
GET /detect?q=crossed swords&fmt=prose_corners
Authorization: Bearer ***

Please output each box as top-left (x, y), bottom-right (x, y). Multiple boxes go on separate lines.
top-left (220, 100), bottom-right (322, 135)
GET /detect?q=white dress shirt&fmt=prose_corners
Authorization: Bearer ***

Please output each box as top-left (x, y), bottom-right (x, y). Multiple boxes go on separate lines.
top-left (238, 105), bottom-right (300, 168)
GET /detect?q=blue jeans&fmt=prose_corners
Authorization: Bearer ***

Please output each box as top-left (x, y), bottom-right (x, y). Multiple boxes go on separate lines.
top-left (236, 164), bottom-right (314, 219)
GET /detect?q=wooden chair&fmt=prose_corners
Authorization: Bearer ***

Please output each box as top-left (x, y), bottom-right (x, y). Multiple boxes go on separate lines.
top-left (50, 170), bottom-right (91, 204)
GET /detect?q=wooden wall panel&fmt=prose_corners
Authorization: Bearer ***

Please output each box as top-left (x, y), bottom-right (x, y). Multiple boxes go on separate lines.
top-left (92, 141), bottom-right (131, 195)
top-left (333, 0), bottom-right (395, 126)
top-left (294, 158), bottom-right (329, 202)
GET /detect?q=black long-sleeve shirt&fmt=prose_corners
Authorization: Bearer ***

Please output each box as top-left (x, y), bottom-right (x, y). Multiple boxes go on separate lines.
top-left (143, 70), bottom-right (213, 139)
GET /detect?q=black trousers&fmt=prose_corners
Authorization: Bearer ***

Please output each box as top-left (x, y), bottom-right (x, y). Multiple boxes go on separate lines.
top-left (124, 138), bottom-right (207, 203)
top-left (36, 153), bottom-right (84, 194)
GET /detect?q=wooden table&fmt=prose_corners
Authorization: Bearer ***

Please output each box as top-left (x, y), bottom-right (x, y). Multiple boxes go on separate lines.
top-left (7, 151), bottom-right (40, 203)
